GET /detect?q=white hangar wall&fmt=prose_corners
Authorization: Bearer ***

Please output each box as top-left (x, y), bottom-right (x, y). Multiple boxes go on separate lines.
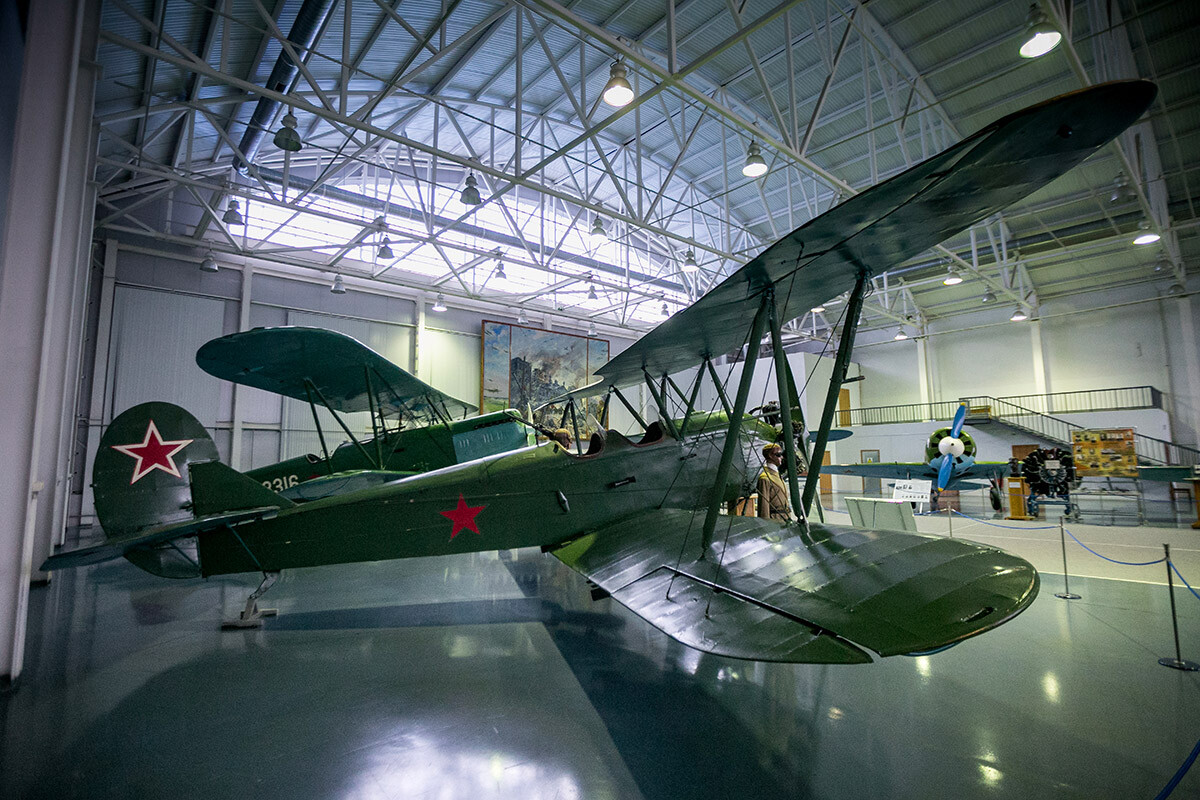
top-left (853, 280), bottom-right (1200, 449)
top-left (79, 238), bottom-right (639, 523)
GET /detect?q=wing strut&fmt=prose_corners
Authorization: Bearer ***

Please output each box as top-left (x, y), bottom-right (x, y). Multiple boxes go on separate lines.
top-left (767, 298), bottom-right (805, 527)
top-left (643, 371), bottom-right (681, 438)
top-left (704, 358), bottom-right (732, 415)
top-left (801, 271), bottom-right (869, 515)
top-left (611, 385), bottom-right (649, 431)
top-left (699, 293), bottom-right (772, 557)
top-left (302, 381), bottom-right (335, 474)
top-left (305, 379), bottom-right (380, 470)
top-left (674, 370), bottom-right (705, 437)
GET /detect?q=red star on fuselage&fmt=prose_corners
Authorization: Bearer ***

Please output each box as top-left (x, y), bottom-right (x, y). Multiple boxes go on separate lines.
top-left (439, 493), bottom-right (486, 539)
top-left (111, 420), bottom-right (193, 485)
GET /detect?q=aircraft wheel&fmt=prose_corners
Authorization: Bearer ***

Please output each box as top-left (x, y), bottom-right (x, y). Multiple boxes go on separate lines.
top-left (989, 487), bottom-right (1002, 511)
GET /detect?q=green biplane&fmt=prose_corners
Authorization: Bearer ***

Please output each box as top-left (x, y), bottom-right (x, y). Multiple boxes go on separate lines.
top-left (45, 81), bottom-right (1156, 662)
top-left (196, 326), bottom-right (532, 501)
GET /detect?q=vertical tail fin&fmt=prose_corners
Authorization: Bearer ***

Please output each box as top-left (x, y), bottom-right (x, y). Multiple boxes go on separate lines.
top-left (94, 402), bottom-right (220, 537)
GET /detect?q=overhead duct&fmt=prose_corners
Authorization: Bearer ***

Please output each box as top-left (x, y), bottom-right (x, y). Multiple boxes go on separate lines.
top-left (235, 0), bottom-right (336, 172)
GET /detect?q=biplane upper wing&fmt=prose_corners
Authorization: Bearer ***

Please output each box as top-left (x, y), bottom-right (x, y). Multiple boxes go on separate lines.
top-left (594, 81), bottom-right (1156, 389)
top-left (822, 462), bottom-right (932, 480)
top-left (551, 509), bottom-right (1038, 663)
top-left (196, 326), bottom-right (477, 418)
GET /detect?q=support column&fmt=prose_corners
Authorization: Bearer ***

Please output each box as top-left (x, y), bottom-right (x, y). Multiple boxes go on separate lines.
top-left (0, 0), bottom-right (97, 683)
top-left (229, 267), bottom-right (254, 470)
top-left (1030, 318), bottom-right (1049, 397)
top-left (413, 296), bottom-right (425, 380)
top-left (916, 332), bottom-right (932, 415)
top-left (1177, 295), bottom-right (1200, 447)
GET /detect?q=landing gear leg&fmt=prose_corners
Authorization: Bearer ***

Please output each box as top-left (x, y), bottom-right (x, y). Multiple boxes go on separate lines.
top-left (222, 571), bottom-right (281, 629)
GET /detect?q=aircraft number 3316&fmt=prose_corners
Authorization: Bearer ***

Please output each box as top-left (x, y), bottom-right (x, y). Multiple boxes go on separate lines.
top-left (262, 475), bottom-right (299, 491)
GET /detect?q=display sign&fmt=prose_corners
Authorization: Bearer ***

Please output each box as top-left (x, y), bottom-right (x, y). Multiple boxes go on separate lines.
top-left (1072, 428), bottom-right (1139, 478)
top-left (891, 479), bottom-right (933, 501)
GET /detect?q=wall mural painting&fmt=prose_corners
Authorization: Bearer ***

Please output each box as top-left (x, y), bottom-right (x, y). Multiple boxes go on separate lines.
top-left (481, 322), bottom-right (609, 435)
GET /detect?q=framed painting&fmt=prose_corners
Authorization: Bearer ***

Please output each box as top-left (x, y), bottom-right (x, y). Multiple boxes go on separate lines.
top-left (481, 321), bottom-right (609, 432)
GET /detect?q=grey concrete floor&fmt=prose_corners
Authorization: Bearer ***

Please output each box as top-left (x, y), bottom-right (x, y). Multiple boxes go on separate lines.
top-left (2, 513), bottom-right (1199, 800)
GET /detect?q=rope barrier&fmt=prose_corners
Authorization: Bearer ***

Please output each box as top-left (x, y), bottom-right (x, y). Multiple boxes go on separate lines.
top-left (1062, 528), bottom-right (1167, 567)
top-left (1169, 562), bottom-right (1200, 603)
top-left (1155, 737), bottom-right (1200, 800)
top-left (949, 509), bottom-right (1058, 530)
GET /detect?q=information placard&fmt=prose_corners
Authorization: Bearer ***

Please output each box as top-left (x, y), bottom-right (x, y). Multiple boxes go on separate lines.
top-left (1072, 428), bottom-right (1138, 478)
top-left (891, 479), bottom-right (933, 501)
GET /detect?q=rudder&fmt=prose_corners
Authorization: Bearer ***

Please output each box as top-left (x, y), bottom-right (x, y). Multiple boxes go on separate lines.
top-left (94, 402), bottom-right (219, 537)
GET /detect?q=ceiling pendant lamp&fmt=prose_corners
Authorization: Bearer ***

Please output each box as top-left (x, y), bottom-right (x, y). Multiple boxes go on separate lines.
top-left (459, 173), bottom-right (482, 206)
top-left (330, 274), bottom-right (346, 294)
top-left (661, 302), bottom-right (669, 317)
top-left (1132, 220), bottom-right (1160, 245)
top-left (602, 61), bottom-right (634, 108)
top-left (517, 308), bottom-right (528, 325)
top-left (494, 260), bottom-right (506, 281)
top-left (893, 327), bottom-right (908, 341)
top-left (222, 199), bottom-right (244, 225)
top-left (682, 250), bottom-right (698, 273)
top-left (942, 267), bottom-right (963, 286)
top-left (199, 252), bottom-right (219, 273)
top-left (431, 294), bottom-right (447, 312)
top-left (811, 304), bottom-right (825, 314)
top-left (377, 236), bottom-right (394, 260)
top-left (587, 284), bottom-right (598, 301)
top-left (588, 322), bottom-right (597, 337)
top-left (742, 140), bottom-right (768, 178)
top-left (982, 289), bottom-right (997, 303)
top-left (1010, 307), bottom-right (1029, 322)
top-left (590, 216), bottom-right (607, 240)
top-left (273, 110), bottom-right (302, 152)
top-left (1018, 4), bottom-right (1061, 59)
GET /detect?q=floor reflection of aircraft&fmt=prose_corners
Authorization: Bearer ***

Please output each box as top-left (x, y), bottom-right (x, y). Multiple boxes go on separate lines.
top-left (823, 403), bottom-right (1009, 509)
top-left (44, 81), bottom-right (1157, 662)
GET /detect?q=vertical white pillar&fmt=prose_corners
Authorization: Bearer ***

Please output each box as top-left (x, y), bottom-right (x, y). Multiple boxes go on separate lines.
top-left (413, 297), bottom-right (425, 379)
top-left (0, 0), bottom-right (94, 682)
top-left (1177, 296), bottom-right (1200, 446)
top-left (229, 267), bottom-right (253, 470)
top-left (1030, 318), bottom-right (1049, 397)
top-left (916, 335), bottom-right (932, 413)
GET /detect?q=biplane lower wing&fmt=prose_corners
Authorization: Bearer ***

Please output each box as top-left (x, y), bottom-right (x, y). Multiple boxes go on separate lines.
top-left (551, 509), bottom-right (1038, 663)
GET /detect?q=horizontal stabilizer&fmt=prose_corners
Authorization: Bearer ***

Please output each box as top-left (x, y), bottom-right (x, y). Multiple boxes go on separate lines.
top-left (551, 509), bottom-right (1038, 662)
top-left (41, 507), bottom-right (280, 571)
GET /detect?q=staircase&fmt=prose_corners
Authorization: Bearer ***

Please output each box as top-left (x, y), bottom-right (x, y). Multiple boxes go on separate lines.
top-left (960, 395), bottom-right (1200, 467)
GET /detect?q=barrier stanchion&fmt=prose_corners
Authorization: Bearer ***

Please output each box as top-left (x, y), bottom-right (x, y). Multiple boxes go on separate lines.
top-left (1054, 516), bottom-right (1081, 600)
top-left (947, 505), bottom-right (953, 539)
top-left (1157, 543), bottom-right (1200, 672)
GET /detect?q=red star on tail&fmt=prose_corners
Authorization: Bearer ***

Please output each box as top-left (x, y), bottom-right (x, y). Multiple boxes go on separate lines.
top-left (111, 420), bottom-right (193, 484)
top-left (439, 494), bottom-right (486, 539)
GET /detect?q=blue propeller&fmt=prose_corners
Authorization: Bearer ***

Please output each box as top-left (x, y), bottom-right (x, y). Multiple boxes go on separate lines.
top-left (935, 403), bottom-right (969, 491)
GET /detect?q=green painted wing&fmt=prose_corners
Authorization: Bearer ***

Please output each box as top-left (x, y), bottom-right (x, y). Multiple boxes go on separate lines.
top-left (822, 462), bottom-right (933, 479)
top-left (551, 509), bottom-right (1039, 663)
top-left (196, 326), bottom-right (477, 418)
top-left (594, 82), bottom-right (1155, 388)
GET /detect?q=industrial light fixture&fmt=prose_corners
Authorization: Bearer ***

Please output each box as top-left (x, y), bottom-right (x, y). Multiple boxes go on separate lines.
top-left (459, 173), bottom-right (481, 206)
top-left (942, 267), bottom-right (963, 286)
top-left (330, 274), bottom-right (346, 294)
top-left (893, 328), bottom-right (908, 341)
top-left (431, 294), bottom-right (447, 312)
top-left (811, 304), bottom-right (826, 313)
top-left (1109, 174), bottom-right (1133, 205)
top-left (981, 289), bottom-right (997, 303)
top-left (517, 308), bottom-right (528, 325)
top-left (377, 236), bottom-right (394, 260)
top-left (1018, 4), bottom-right (1061, 59)
top-left (588, 322), bottom-right (597, 337)
top-left (742, 141), bottom-right (768, 178)
top-left (590, 216), bottom-right (607, 240)
top-left (222, 199), bottom-right (244, 225)
top-left (1168, 282), bottom-right (1185, 296)
top-left (587, 284), bottom-right (598, 301)
top-left (1133, 220), bottom-right (1161, 245)
top-left (602, 61), bottom-right (634, 108)
top-left (273, 111), bottom-right (302, 152)
top-left (1154, 257), bottom-right (1171, 273)
top-left (1010, 307), bottom-right (1029, 322)
top-left (682, 250), bottom-right (699, 273)
top-left (199, 252), bottom-right (218, 273)
top-left (494, 260), bottom-right (506, 281)
top-left (661, 302), bottom-right (669, 316)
